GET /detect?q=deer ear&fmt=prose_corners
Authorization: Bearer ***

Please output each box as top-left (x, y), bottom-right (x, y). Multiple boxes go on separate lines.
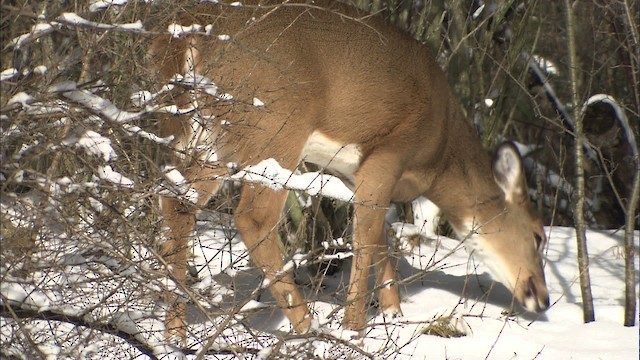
top-left (492, 142), bottom-right (527, 203)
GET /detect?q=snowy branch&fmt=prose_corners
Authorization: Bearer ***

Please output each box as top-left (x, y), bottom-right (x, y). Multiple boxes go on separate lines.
top-left (523, 51), bottom-right (601, 167)
top-left (0, 303), bottom-right (159, 359)
top-left (56, 13), bottom-right (144, 32)
top-left (231, 158), bottom-right (355, 202)
top-left (9, 13), bottom-right (145, 50)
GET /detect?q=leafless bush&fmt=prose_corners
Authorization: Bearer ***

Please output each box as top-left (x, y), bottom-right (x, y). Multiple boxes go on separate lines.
top-left (1, 0), bottom-right (637, 358)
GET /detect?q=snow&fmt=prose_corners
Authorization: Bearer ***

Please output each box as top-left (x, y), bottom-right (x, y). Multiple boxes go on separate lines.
top-left (57, 12), bottom-right (144, 31)
top-left (582, 94), bottom-right (637, 158)
top-left (33, 65), bottom-right (48, 75)
top-left (131, 84), bottom-right (176, 107)
top-left (173, 73), bottom-right (218, 96)
top-left (179, 225), bottom-right (637, 359)
top-left (9, 23), bottom-right (58, 49)
top-left (168, 23), bottom-right (204, 38)
top-left (1, 68), bottom-right (19, 81)
top-left (1, 187), bottom-right (638, 358)
top-left (205, 24), bottom-right (214, 35)
top-left (161, 166), bottom-right (199, 203)
top-left (58, 83), bottom-right (148, 123)
top-left (352, 227), bottom-right (637, 359)
top-left (7, 92), bottom-right (34, 107)
top-left (532, 55), bottom-right (559, 76)
top-left (1, 282), bottom-right (52, 311)
top-left (60, 130), bottom-right (136, 187)
top-left (48, 80), bottom-right (77, 92)
top-left (74, 130), bottom-right (116, 162)
top-left (90, 0), bottom-right (128, 13)
top-left (97, 165), bottom-right (134, 187)
top-left (10, 13), bottom-right (142, 49)
top-left (472, 4), bottom-right (485, 20)
top-left (232, 158), bottom-right (355, 201)
top-left (122, 124), bottom-right (174, 144)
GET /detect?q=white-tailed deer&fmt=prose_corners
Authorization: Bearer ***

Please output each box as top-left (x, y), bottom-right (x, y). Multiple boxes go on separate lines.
top-left (150, 0), bottom-right (549, 339)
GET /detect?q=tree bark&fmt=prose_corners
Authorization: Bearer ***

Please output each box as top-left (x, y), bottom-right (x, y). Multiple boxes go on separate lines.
top-left (565, 0), bottom-right (595, 323)
top-left (624, 163), bottom-right (639, 327)
top-left (622, 0), bottom-right (639, 328)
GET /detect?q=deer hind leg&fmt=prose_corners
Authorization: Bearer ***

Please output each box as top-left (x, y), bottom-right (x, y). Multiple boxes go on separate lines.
top-left (234, 183), bottom-right (313, 333)
top-left (343, 151), bottom-right (402, 333)
top-left (160, 164), bottom-right (223, 342)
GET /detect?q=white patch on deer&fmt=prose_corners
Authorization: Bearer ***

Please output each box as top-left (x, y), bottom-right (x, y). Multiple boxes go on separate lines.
top-left (454, 218), bottom-right (475, 237)
top-left (382, 307), bottom-right (403, 320)
top-left (523, 293), bottom-right (538, 312)
top-left (301, 131), bottom-right (361, 183)
top-left (463, 231), bottom-right (516, 295)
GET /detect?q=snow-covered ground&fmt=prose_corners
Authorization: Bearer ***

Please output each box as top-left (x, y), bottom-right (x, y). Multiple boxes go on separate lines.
top-left (186, 219), bottom-right (638, 359)
top-left (363, 226), bottom-right (639, 359)
top-left (2, 191), bottom-right (638, 359)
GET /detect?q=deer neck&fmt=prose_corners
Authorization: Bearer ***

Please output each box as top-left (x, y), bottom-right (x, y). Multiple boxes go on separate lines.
top-left (426, 113), bottom-right (505, 235)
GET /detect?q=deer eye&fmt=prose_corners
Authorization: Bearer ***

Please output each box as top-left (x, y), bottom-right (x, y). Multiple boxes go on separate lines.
top-left (533, 232), bottom-right (544, 251)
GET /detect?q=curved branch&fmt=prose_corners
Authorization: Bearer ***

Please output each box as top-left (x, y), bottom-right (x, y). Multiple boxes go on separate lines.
top-left (1, 301), bottom-right (265, 358)
top-left (1, 302), bottom-right (159, 359)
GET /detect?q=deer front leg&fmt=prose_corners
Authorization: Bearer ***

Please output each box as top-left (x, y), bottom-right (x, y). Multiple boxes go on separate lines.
top-left (373, 244), bottom-right (402, 318)
top-left (343, 205), bottom-right (401, 331)
top-left (342, 204), bottom-right (382, 332)
top-left (234, 185), bottom-right (313, 333)
top-left (343, 152), bottom-right (402, 332)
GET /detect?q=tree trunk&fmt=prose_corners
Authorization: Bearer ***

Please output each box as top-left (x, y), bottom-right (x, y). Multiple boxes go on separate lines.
top-left (565, 0), bottom-right (595, 323)
top-left (621, 0), bottom-right (639, 329)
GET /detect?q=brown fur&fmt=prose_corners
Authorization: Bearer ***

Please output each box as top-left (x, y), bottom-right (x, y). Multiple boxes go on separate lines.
top-left (149, 0), bottom-right (548, 340)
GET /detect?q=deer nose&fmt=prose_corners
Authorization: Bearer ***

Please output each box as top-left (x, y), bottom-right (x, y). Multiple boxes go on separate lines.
top-left (525, 276), bottom-right (550, 312)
